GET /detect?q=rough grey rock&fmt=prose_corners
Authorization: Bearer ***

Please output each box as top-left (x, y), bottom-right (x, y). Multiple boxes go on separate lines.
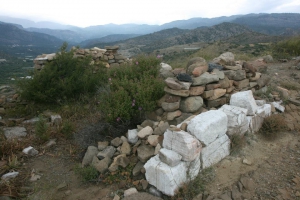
top-left (192, 72), bottom-right (219, 86)
top-left (3, 127), bottom-right (27, 140)
top-left (180, 96), bottom-right (204, 113)
top-left (98, 141), bottom-right (109, 151)
top-left (162, 101), bottom-right (180, 112)
top-left (97, 146), bottom-right (116, 160)
top-left (92, 156), bottom-right (111, 173)
top-left (127, 129), bottom-right (139, 144)
top-left (223, 70), bottom-right (246, 81)
top-left (137, 145), bottom-right (155, 163)
top-left (82, 146), bottom-right (99, 167)
top-left (111, 137), bottom-right (123, 147)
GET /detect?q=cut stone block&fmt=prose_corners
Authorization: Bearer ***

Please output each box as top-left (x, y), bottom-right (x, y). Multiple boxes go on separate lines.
top-left (247, 114), bottom-right (264, 133)
top-left (163, 129), bottom-right (201, 162)
top-left (230, 90), bottom-right (258, 116)
top-left (144, 155), bottom-right (187, 196)
top-left (201, 134), bottom-right (230, 169)
top-left (219, 104), bottom-right (248, 136)
top-left (159, 148), bottom-right (182, 167)
top-left (187, 110), bottom-right (228, 146)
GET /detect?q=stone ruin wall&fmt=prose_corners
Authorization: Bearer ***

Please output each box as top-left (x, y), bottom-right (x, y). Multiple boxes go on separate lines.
top-left (33, 46), bottom-right (128, 70)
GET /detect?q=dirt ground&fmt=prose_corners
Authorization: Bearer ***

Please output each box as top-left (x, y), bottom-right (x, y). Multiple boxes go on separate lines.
top-left (2, 59), bottom-right (300, 200)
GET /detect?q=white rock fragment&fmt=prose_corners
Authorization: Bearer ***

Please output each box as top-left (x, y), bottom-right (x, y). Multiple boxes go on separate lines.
top-left (159, 148), bottom-right (182, 167)
top-left (163, 129), bottom-right (201, 161)
top-left (219, 104), bottom-right (248, 136)
top-left (1, 171), bottom-right (19, 180)
top-left (247, 115), bottom-right (264, 133)
top-left (230, 90), bottom-right (258, 115)
top-left (22, 146), bottom-right (39, 156)
top-left (51, 114), bottom-right (62, 125)
top-left (124, 187), bottom-right (138, 197)
top-left (201, 134), bottom-right (230, 169)
top-left (127, 129), bottom-right (138, 144)
top-left (187, 110), bottom-right (228, 145)
top-left (271, 102), bottom-right (285, 113)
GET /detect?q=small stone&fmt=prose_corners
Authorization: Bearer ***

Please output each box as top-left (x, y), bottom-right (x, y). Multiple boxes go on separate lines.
top-left (1, 171), bottom-right (19, 180)
top-left (167, 110), bottom-right (182, 121)
top-left (98, 141), bottom-right (109, 150)
top-left (113, 194), bottom-right (120, 200)
top-left (242, 158), bottom-right (252, 165)
top-left (132, 161), bottom-right (144, 176)
top-left (137, 145), bottom-right (154, 163)
top-left (147, 135), bottom-right (160, 146)
top-left (140, 179), bottom-right (149, 190)
top-left (138, 126), bottom-right (153, 139)
top-left (124, 187), bottom-right (138, 197)
top-left (111, 137), bottom-right (123, 147)
top-left (149, 186), bottom-right (163, 198)
top-left (97, 146), bottom-right (116, 159)
top-left (82, 146), bottom-right (99, 167)
top-left (120, 141), bottom-right (131, 155)
top-left (154, 143), bottom-right (161, 155)
top-left (127, 129), bottom-right (139, 144)
top-left (22, 146), bottom-right (39, 156)
top-left (57, 182), bottom-right (68, 191)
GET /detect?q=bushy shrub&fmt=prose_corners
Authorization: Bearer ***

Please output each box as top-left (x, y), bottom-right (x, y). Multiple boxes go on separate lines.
top-left (18, 43), bottom-right (107, 103)
top-left (259, 114), bottom-right (287, 139)
top-left (75, 165), bottom-right (99, 183)
top-left (35, 115), bottom-right (49, 142)
top-left (99, 56), bottom-right (165, 123)
top-left (272, 36), bottom-right (300, 59)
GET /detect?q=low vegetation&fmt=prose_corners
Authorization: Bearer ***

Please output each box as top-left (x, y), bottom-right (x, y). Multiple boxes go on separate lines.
top-left (272, 36), bottom-right (300, 59)
top-left (259, 114), bottom-right (287, 139)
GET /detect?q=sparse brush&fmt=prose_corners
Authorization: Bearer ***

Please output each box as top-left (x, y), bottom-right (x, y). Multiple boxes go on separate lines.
top-left (35, 115), bottom-right (49, 142)
top-left (230, 134), bottom-right (246, 155)
top-left (7, 154), bottom-right (20, 169)
top-left (280, 81), bottom-right (300, 90)
top-left (74, 165), bottom-right (99, 183)
top-left (259, 114), bottom-right (287, 139)
top-left (60, 120), bottom-right (75, 139)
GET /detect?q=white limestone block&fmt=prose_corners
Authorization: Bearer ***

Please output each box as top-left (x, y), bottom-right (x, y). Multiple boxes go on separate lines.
top-left (185, 155), bottom-right (201, 180)
top-left (187, 110), bottom-right (228, 145)
top-left (144, 155), bottom-right (187, 196)
top-left (262, 104), bottom-right (272, 117)
top-left (230, 90), bottom-right (258, 115)
top-left (219, 104), bottom-right (248, 136)
top-left (163, 129), bottom-right (201, 162)
top-left (159, 148), bottom-right (182, 167)
top-left (201, 134), bottom-right (230, 169)
top-left (247, 114), bottom-right (264, 133)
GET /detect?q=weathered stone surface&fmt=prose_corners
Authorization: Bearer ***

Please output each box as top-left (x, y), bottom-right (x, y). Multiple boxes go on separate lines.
top-left (206, 97), bottom-right (227, 108)
top-left (82, 146), bottom-right (99, 167)
top-left (160, 71), bottom-right (175, 79)
top-left (230, 90), bottom-right (258, 115)
top-left (164, 77), bottom-right (184, 90)
top-left (120, 141), bottom-right (131, 155)
top-left (247, 114), bottom-right (264, 133)
top-left (259, 104), bottom-right (271, 117)
top-left (97, 146), bottom-right (116, 159)
top-left (163, 94), bottom-right (181, 103)
top-left (187, 154), bottom-right (201, 180)
top-left (257, 74), bottom-right (271, 89)
top-left (167, 110), bottom-right (182, 121)
top-left (179, 81), bottom-right (192, 90)
top-left (147, 135), bottom-right (160, 146)
top-left (123, 192), bottom-right (163, 200)
top-left (212, 69), bottom-right (225, 80)
top-left (212, 52), bottom-right (235, 66)
top-left (186, 57), bottom-right (207, 75)
top-left (224, 65), bottom-right (242, 70)
top-left (206, 83), bottom-right (221, 91)
top-left (109, 154), bottom-right (130, 172)
top-left (141, 120), bottom-right (154, 128)
top-left (233, 79), bottom-right (249, 90)
top-left (124, 187), bottom-right (138, 197)
top-left (208, 89), bottom-right (226, 100)
top-left (187, 110), bottom-right (228, 146)
top-left (176, 73), bottom-right (192, 82)
top-left (180, 96), bottom-right (204, 113)
top-left (137, 145), bottom-right (155, 163)
top-left (153, 121), bottom-right (169, 135)
top-left (192, 72), bottom-right (219, 86)
top-left (192, 66), bottom-right (208, 77)
top-left (98, 141), bottom-right (109, 151)
top-left (132, 161), bottom-right (144, 176)
top-left (160, 63), bottom-right (172, 72)
top-left (249, 72), bottom-right (261, 81)
top-left (201, 134), bottom-right (230, 169)
top-left (189, 86), bottom-right (205, 96)
top-left (164, 87), bottom-right (189, 97)
top-left (255, 100), bottom-right (266, 106)
top-left (22, 146), bottom-right (39, 156)
top-left (111, 137), bottom-right (123, 147)
top-left (163, 129), bottom-right (201, 161)
top-left (137, 126), bottom-right (153, 139)
top-left (219, 105), bottom-right (248, 136)
top-left (202, 90), bottom-right (214, 99)
top-left (223, 70), bottom-right (246, 81)
top-left (271, 102), bottom-right (285, 112)
top-left (161, 101), bottom-right (180, 112)
top-left (3, 127), bottom-right (27, 140)
top-left (92, 156), bottom-right (111, 173)
top-left (159, 148), bottom-right (182, 167)
top-left (127, 129), bottom-right (138, 144)
top-left (144, 155), bottom-right (187, 196)
top-left (154, 143), bottom-right (162, 155)
top-left (208, 63), bottom-right (223, 72)
top-left (172, 68), bottom-right (186, 75)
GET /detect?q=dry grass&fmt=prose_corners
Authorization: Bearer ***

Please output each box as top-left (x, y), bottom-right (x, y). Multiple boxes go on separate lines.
top-left (259, 114), bottom-right (288, 140)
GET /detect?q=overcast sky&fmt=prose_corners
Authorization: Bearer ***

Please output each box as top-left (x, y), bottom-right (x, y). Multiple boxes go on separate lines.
top-left (1, 0), bottom-right (300, 27)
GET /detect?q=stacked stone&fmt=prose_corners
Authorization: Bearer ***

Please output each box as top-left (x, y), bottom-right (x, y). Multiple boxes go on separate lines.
top-left (33, 46), bottom-right (128, 70)
top-left (156, 52), bottom-right (270, 126)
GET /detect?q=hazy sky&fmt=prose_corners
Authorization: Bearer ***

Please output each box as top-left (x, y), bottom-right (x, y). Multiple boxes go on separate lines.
top-left (1, 0), bottom-right (300, 27)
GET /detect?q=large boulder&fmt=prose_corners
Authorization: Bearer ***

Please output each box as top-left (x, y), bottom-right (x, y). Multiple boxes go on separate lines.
top-left (187, 110), bottom-right (228, 145)
top-left (218, 104), bottom-right (248, 136)
top-left (230, 90), bottom-right (258, 116)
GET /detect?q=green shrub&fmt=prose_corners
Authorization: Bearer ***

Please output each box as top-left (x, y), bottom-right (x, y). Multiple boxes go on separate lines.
top-left (99, 56), bottom-right (165, 123)
top-left (75, 165), bottom-right (99, 182)
top-left (259, 114), bottom-right (287, 139)
top-left (60, 120), bottom-right (75, 139)
top-left (18, 43), bottom-right (107, 103)
top-left (35, 115), bottom-right (49, 142)
top-left (272, 36), bottom-right (300, 59)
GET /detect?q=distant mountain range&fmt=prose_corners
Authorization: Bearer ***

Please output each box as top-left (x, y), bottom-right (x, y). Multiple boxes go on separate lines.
top-left (0, 13), bottom-right (299, 57)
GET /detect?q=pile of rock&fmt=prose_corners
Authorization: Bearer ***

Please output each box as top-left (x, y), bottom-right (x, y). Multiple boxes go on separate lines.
top-left (80, 89), bottom-right (275, 197)
top-left (156, 52), bottom-right (270, 126)
top-left (33, 46), bottom-right (128, 70)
